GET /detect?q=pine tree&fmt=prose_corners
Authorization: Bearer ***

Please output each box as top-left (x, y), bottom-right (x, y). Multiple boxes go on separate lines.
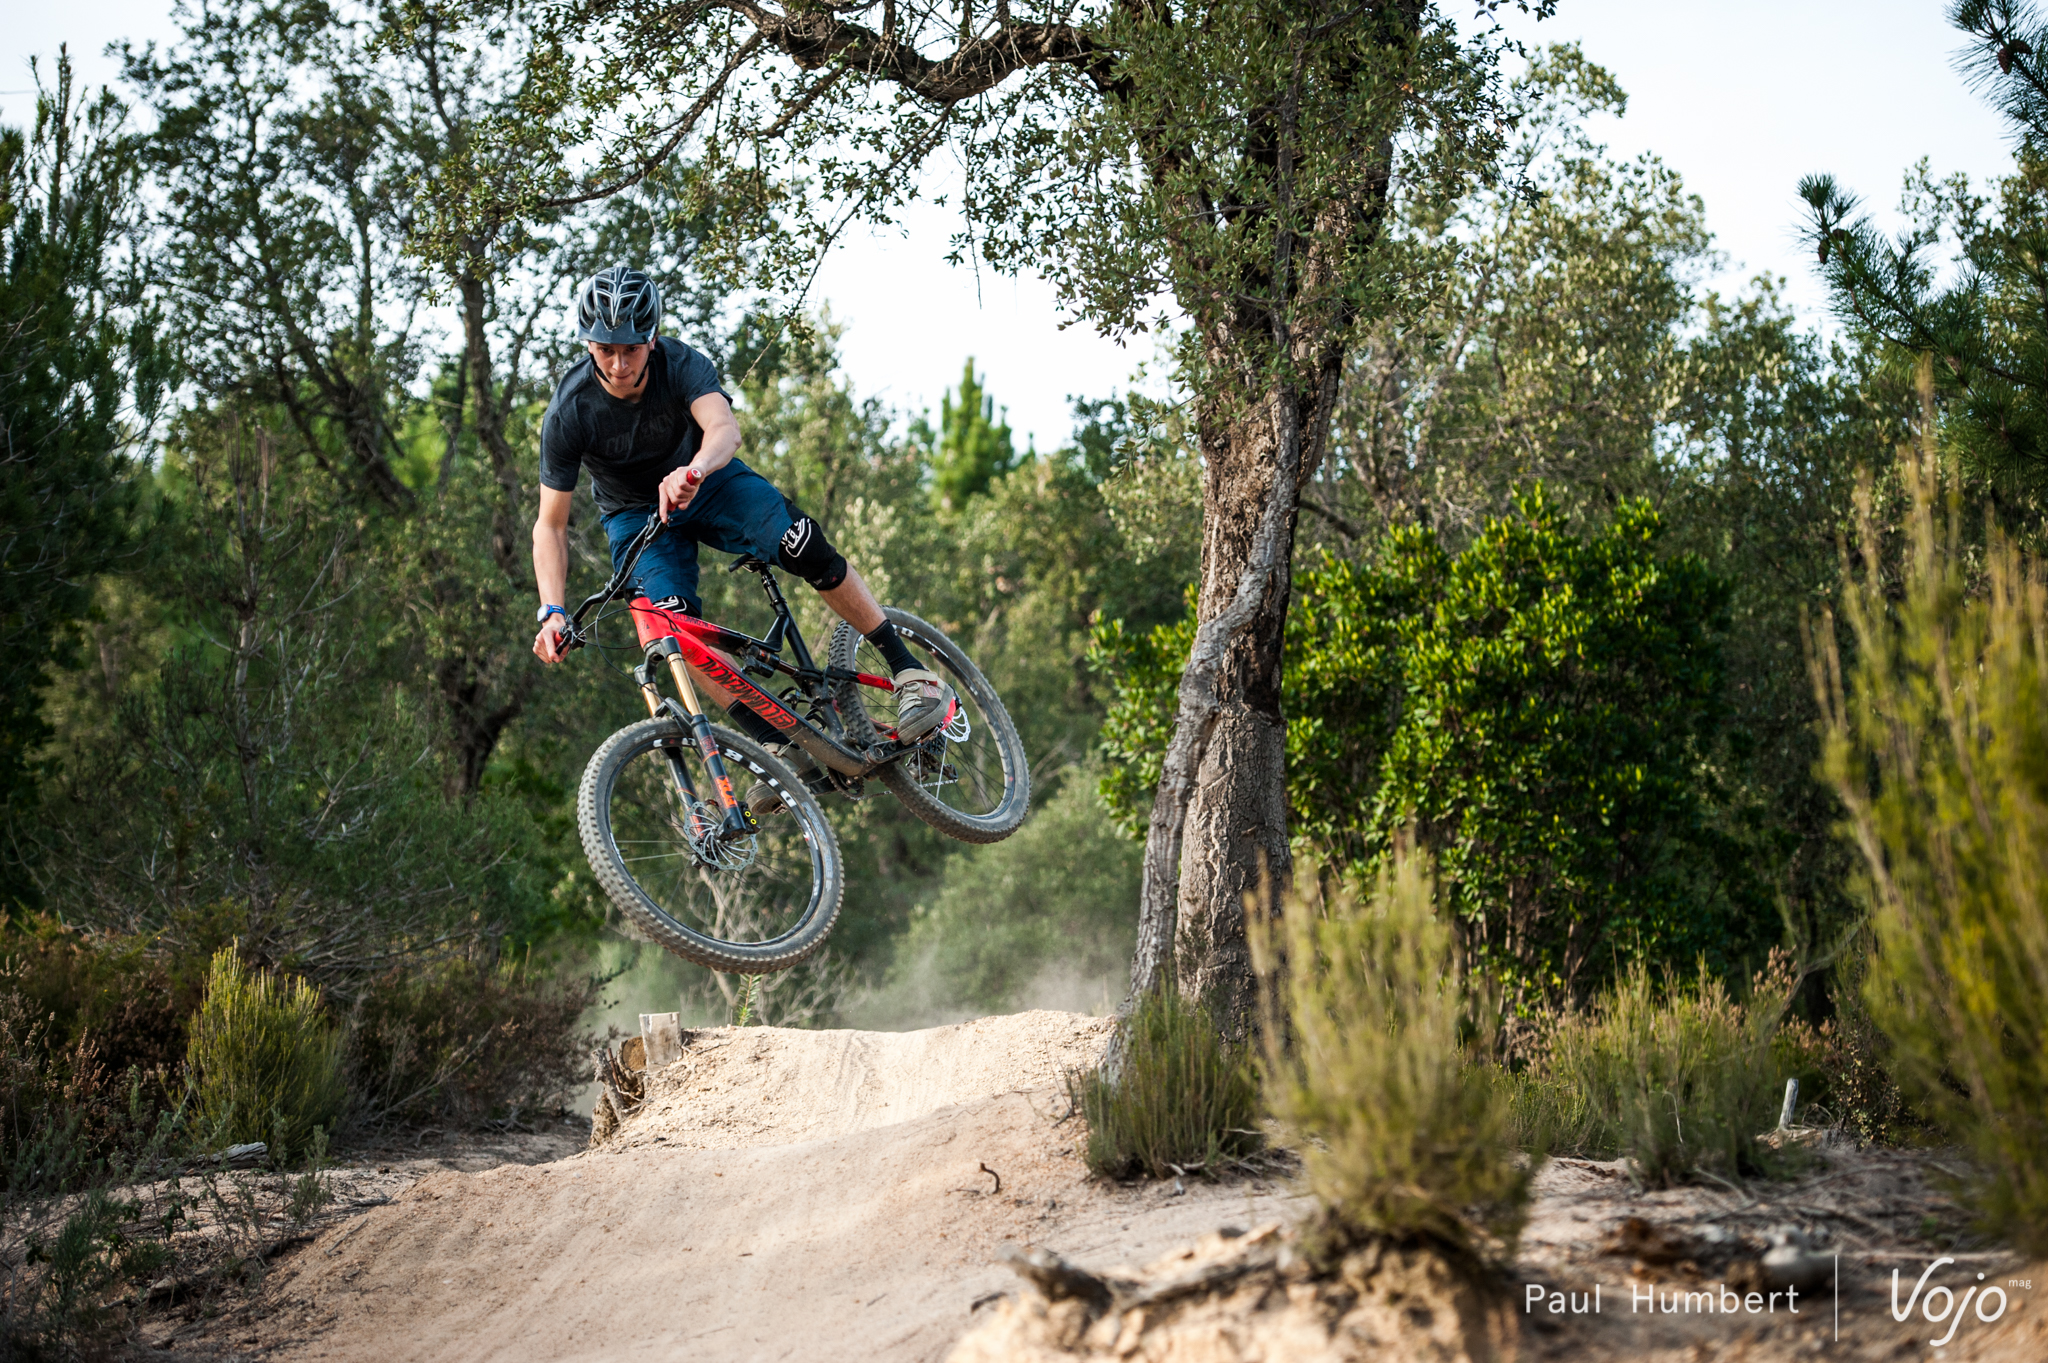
top-left (930, 359), bottom-right (1017, 511)
top-left (0, 54), bottom-right (164, 832)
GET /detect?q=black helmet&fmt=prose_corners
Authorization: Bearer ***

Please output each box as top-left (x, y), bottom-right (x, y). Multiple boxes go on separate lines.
top-left (576, 265), bottom-right (661, 344)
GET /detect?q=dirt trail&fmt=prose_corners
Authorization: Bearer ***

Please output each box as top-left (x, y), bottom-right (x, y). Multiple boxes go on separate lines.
top-left (250, 1011), bottom-right (1308, 1363)
top-left (213, 1009), bottom-right (2036, 1363)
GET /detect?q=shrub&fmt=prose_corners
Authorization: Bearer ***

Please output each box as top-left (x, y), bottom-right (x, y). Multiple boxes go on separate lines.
top-left (860, 770), bottom-right (1139, 1021)
top-left (186, 946), bottom-right (346, 1160)
top-left (1066, 986), bottom-right (1260, 1180)
top-left (1814, 443), bottom-right (2048, 1250)
top-left (1096, 490), bottom-right (1767, 1005)
top-left (0, 991), bottom-right (126, 1197)
top-left (0, 917), bottom-right (193, 1078)
top-left (342, 953), bottom-right (596, 1128)
top-left (1254, 852), bottom-right (1529, 1263)
top-left (0, 1187), bottom-right (174, 1360)
top-left (1514, 958), bottom-right (1792, 1186)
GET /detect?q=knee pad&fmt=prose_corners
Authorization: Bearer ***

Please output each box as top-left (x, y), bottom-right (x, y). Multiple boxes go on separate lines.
top-left (776, 515), bottom-right (848, 592)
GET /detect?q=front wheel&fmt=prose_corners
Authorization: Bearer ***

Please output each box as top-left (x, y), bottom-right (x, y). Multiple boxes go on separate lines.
top-left (578, 718), bottom-right (844, 973)
top-left (829, 608), bottom-right (1030, 843)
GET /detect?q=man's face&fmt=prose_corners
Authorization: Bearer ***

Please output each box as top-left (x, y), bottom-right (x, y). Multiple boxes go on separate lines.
top-left (586, 339), bottom-right (653, 394)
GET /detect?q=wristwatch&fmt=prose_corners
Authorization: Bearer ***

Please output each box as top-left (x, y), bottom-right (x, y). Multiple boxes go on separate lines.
top-left (536, 603), bottom-right (566, 625)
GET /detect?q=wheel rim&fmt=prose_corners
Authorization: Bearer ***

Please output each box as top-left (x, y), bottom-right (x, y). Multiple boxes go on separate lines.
top-left (603, 734), bottom-right (826, 947)
top-left (844, 625), bottom-right (1015, 822)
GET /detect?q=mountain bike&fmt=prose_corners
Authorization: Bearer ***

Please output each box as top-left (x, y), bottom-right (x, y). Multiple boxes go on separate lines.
top-left (559, 512), bottom-right (1030, 975)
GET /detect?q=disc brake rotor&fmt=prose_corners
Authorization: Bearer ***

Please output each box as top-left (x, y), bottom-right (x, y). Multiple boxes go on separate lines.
top-left (680, 798), bottom-right (758, 871)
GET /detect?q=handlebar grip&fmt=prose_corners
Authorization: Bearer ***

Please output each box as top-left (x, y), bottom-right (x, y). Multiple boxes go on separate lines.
top-left (683, 467), bottom-right (703, 488)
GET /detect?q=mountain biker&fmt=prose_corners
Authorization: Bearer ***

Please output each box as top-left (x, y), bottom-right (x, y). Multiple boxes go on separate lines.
top-left (529, 264), bottom-right (955, 755)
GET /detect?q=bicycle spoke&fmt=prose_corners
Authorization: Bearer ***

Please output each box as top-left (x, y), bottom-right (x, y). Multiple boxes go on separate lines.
top-left (604, 735), bottom-right (820, 944)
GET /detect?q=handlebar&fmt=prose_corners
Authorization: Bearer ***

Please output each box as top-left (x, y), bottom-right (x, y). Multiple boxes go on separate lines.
top-left (561, 512), bottom-right (664, 652)
top-left (557, 469), bottom-right (707, 653)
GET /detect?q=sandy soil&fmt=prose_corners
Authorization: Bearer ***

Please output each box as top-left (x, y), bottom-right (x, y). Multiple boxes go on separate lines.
top-left (163, 1010), bottom-right (2039, 1363)
top-left (222, 1011), bottom-right (1309, 1363)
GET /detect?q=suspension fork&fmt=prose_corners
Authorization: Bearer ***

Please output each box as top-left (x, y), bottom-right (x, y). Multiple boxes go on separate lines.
top-left (643, 637), bottom-right (754, 836)
top-left (632, 661), bottom-right (698, 802)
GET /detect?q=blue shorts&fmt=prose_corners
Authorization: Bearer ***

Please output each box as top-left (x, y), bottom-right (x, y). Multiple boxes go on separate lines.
top-left (600, 462), bottom-right (794, 616)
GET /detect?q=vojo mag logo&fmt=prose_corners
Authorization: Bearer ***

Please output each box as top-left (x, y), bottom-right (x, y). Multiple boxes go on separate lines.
top-left (1891, 1257), bottom-right (2014, 1348)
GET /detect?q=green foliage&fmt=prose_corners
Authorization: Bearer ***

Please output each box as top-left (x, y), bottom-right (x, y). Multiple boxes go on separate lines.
top-left (1513, 958), bottom-right (1796, 1187)
top-left (1254, 851), bottom-right (1528, 1263)
top-left (1329, 46), bottom-right (1714, 533)
top-left (1, 1187), bottom-right (172, 1360)
top-left (1799, 152), bottom-right (2048, 511)
top-left (1066, 987), bottom-right (1261, 1182)
top-left (1382, 487), bottom-right (1751, 996)
top-left (186, 946), bottom-right (347, 1160)
top-left (1816, 442), bottom-right (2048, 1251)
top-left (0, 58), bottom-right (165, 833)
top-left (1794, 0), bottom-right (2048, 514)
top-left (342, 954), bottom-right (596, 1128)
top-left (31, 418), bottom-right (568, 974)
top-left (922, 359), bottom-right (1018, 510)
top-left (857, 770), bottom-right (1138, 1021)
top-left (1099, 489), bottom-right (1761, 998)
top-left (1313, 47), bottom-right (1894, 981)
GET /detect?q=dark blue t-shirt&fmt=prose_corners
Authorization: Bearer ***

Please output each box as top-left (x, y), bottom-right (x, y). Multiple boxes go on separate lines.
top-left (538, 337), bottom-right (735, 515)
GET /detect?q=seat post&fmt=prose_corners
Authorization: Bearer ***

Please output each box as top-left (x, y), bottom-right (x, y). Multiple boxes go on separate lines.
top-left (754, 564), bottom-right (820, 675)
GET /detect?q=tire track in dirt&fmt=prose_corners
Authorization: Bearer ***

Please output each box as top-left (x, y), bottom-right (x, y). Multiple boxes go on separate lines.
top-left (249, 1012), bottom-right (1309, 1363)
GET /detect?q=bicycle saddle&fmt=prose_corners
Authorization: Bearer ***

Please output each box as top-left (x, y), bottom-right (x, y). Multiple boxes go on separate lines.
top-left (727, 554), bottom-right (770, 574)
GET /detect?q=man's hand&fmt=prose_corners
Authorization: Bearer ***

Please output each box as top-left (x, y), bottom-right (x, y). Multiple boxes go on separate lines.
top-left (658, 466), bottom-right (705, 522)
top-left (533, 614), bottom-right (571, 664)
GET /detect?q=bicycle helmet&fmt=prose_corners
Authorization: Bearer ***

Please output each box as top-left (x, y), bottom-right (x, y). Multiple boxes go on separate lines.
top-left (576, 265), bottom-right (662, 344)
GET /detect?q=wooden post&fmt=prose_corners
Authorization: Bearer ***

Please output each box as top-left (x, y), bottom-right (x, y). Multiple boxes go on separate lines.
top-left (641, 1012), bottom-right (685, 1068)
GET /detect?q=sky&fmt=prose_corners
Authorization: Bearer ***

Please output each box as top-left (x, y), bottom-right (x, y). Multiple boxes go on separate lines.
top-left (0, 2), bottom-right (2022, 453)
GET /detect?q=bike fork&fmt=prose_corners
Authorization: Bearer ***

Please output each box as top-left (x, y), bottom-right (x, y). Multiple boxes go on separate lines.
top-left (643, 639), bottom-right (754, 836)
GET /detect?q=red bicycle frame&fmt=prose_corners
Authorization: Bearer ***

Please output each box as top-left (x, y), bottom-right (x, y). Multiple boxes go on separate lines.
top-left (625, 596), bottom-right (896, 780)
top-left (561, 514), bottom-right (912, 836)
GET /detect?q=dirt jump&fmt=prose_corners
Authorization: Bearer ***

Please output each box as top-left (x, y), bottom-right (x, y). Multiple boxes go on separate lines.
top-left (202, 1010), bottom-right (2043, 1363)
top-left (236, 1012), bottom-right (1306, 1362)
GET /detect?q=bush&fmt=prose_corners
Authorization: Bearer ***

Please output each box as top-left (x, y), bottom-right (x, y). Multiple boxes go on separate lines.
top-left (186, 946), bottom-right (346, 1160)
top-left (1815, 444), bottom-right (2048, 1250)
top-left (0, 991), bottom-right (127, 1198)
top-left (1514, 958), bottom-right (1793, 1186)
top-left (1254, 852), bottom-right (1529, 1263)
top-left (0, 917), bottom-right (193, 1078)
top-left (859, 769), bottom-right (1139, 1022)
top-left (1066, 986), bottom-right (1260, 1180)
top-left (342, 953), bottom-right (596, 1127)
top-left (1096, 490), bottom-right (1766, 1004)
top-left (0, 1187), bottom-right (173, 1360)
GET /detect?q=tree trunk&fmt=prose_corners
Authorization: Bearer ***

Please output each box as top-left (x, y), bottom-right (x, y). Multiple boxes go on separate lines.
top-left (461, 271), bottom-right (530, 584)
top-left (422, 269), bottom-right (536, 798)
top-left (1125, 344), bottom-right (1347, 1039)
top-left (1172, 398), bottom-right (1299, 1034)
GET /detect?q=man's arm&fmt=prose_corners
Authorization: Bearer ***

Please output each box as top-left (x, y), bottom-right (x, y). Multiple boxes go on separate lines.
top-left (656, 392), bottom-right (741, 521)
top-left (532, 485), bottom-right (575, 663)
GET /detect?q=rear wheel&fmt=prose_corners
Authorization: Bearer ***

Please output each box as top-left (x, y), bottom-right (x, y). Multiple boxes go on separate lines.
top-left (829, 608), bottom-right (1030, 843)
top-left (578, 718), bottom-right (843, 973)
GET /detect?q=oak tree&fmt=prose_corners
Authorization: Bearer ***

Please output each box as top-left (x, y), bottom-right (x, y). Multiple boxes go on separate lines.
top-left (429, 0), bottom-right (1546, 1030)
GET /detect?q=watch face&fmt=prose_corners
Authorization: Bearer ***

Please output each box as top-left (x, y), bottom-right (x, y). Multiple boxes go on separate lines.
top-left (537, 605), bottom-right (558, 624)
